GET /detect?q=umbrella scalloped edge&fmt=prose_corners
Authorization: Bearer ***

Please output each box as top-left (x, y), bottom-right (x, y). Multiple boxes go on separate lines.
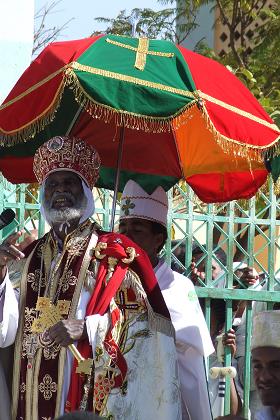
top-left (65, 66), bottom-right (199, 134)
top-left (0, 64), bottom-right (280, 167)
top-left (199, 104), bottom-right (280, 164)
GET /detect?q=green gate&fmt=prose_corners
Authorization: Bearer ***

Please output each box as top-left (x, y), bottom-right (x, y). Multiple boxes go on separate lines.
top-left (165, 180), bottom-right (280, 418)
top-left (1, 176), bottom-right (280, 419)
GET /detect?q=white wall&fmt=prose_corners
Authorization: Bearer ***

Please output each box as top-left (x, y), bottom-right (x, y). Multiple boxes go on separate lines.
top-left (0, 0), bottom-right (34, 104)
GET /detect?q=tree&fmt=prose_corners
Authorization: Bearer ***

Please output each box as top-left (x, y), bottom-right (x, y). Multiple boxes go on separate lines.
top-left (192, 1), bottom-right (280, 116)
top-left (196, 1), bottom-right (280, 259)
top-left (93, 1), bottom-right (207, 45)
top-left (33, 0), bottom-right (73, 56)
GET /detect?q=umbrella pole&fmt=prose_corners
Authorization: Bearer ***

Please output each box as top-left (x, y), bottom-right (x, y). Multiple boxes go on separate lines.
top-left (66, 105), bottom-right (83, 135)
top-left (110, 125), bottom-right (125, 231)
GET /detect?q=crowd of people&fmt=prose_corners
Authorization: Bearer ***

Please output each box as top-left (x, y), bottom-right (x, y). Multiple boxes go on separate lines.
top-left (0, 135), bottom-right (279, 420)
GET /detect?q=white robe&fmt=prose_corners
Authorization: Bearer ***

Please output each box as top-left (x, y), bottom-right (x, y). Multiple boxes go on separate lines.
top-left (0, 276), bottom-right (18, 420)
top-left (154, 259), bottom-right (214, 420)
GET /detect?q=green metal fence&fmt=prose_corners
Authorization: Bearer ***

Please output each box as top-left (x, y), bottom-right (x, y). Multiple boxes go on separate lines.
top-left (165, 180), bottom-right (280, 418)
top-left (1, 176), bottom-right (280, 418)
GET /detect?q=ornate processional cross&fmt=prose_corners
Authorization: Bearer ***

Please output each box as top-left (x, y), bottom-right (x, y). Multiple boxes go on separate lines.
top-left (31, 297), bottom-right (93, 375)
top-left (31, 297), bottom-right (71, 333)
top-left (106, 37), bottom-right (174, 71)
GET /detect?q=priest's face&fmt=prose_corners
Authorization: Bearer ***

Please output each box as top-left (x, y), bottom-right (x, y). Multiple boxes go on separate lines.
top-left (252, 346), bottom-right (280, 410)
top-left (42, 170), bottom-right (87, 225)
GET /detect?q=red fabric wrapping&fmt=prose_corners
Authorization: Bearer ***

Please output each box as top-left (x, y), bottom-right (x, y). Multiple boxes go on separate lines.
top-left (66, 232), bottom-right (170, 412)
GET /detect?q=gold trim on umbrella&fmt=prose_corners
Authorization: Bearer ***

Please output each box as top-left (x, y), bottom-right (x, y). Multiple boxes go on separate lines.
top-left (71, 62), bottom-right (195, 98)
top-left (0, 66), bottom-right (67, 110)
top-left (199, 91), bottom-right (280, 132)
top-left (0, 62), bottom-right (279, 159)
top-left (66, 67), bottom-right (198, 132)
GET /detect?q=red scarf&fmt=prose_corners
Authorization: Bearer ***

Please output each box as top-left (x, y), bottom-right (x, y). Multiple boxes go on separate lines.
top-left (66, 232), bottom-right (170, 411)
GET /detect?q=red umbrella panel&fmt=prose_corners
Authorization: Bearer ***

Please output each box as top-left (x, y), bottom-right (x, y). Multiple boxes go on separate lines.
top-left (0, 34), bottom-right (279, 202)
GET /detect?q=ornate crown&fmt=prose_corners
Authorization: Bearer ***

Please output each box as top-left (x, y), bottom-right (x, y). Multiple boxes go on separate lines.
top-left (33, 136), bottom-right (101, 189)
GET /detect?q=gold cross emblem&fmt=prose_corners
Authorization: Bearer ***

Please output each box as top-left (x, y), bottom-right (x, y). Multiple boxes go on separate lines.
top-left (106, 37), bottom-right (174, 71)
top-left (31, 297), bottom-right (93, 376)
top-left (121, 198), bottom-right (135, 216)
top-left (31, 297), bottom-right (71, 333)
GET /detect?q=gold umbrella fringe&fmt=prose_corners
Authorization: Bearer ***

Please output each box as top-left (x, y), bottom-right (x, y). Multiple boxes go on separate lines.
top-left (260, 138), bottom-right (280, 161)
top-left (0, 67), bottom-right (198, 145)
top-left (0, 78), bottom-right (67, 147)
top-left (65, 68), bottom-right (200, 134)
top-left (200, 103), bottom-right (266, 163)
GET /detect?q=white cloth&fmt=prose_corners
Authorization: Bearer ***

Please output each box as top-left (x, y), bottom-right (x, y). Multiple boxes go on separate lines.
top-left (154, 259), bottom-right (214, 420)
top-left (86, 307), bottom-right (181, 420)
top-left (255, 406), bottom-right (278, 420)
top-left (0, 276), bottom-right (18, 347)
top-left (0, 277), bottom-right (18, 420)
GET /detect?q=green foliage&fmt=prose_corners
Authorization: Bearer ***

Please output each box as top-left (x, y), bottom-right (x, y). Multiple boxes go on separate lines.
top-left (194, 1), bottom-right (280, 122)
top-left (93, 1), bottom-right (210, 44)
top-left (93, 8), bottom-right (179, 42)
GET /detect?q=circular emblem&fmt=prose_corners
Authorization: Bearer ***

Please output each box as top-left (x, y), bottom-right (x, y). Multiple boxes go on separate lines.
top-left (47, 136), bottom-right (64, 152)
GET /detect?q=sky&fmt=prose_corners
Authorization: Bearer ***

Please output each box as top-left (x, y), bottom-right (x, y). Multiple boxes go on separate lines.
top-left (0, 0), bottom-right (163, 103)
top-left (35, 0), bottom-right (163, 40)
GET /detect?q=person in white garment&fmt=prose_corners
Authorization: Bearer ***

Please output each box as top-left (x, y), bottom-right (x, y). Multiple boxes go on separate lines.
top-left (0, 136), bottom-right (182, 420)
top-left (118, 179), bottom-right (215, 420)
top-left (251, 310), bottom-right (280, 420)
top-left (217, 310), bottom-right (280, 420)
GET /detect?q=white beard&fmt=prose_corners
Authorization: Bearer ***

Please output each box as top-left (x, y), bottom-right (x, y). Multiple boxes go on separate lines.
top-left (46, 207), bottom-right (83, 225)
top-left (43, 193), bottom-right (87, 233)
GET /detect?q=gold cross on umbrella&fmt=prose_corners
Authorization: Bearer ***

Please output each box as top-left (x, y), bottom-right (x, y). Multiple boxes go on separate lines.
top-left (31, 297), bottom-right (93, 375)
top-left (106, 37), bottom-right (174, 71)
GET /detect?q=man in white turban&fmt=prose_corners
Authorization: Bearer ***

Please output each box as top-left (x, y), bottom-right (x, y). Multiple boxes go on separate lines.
top-left (251, 310), bottom-right (280, 420)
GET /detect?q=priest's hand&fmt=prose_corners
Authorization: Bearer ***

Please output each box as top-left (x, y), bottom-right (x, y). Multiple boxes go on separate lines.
top-left (48, 319), bottom-right (88, 347)
top-left (0, 231), bottom-right (25, 283)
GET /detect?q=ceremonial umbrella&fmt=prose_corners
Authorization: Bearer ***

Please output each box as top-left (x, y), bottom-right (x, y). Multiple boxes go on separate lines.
top-left (0, 34), bottom-right (279, 203)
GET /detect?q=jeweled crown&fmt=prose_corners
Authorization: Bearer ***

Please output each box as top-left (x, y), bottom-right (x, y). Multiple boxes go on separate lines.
top-left (33, 136), bottom-right (101, 189)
